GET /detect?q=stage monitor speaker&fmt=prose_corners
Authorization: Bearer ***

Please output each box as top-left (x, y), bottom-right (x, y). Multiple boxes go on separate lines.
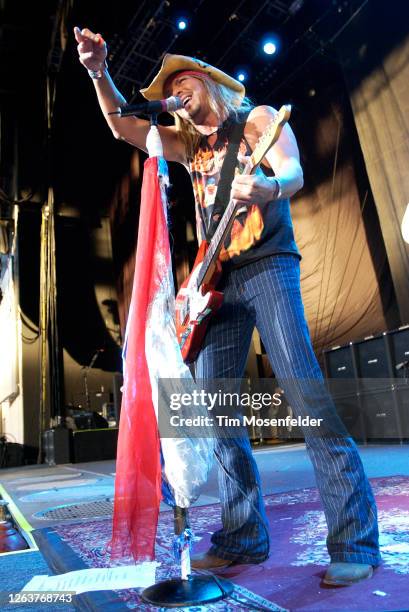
top-left (388, 325), bottom-right (409, 378)
top-left (355, 335), bottom-right (391, 379)
top-left (68, 409), bottom-right (109, 430)
top-left (359, 388), bottom-right (402, 440)
top-left (71, 428), bottom-right (118, 463)
top-left (333, 394), bottom-right (365, 441)
top-left (0, 441), bottom-right (24, 468)
top-left (43, 428), bottom-right (71, 466)
top-left (323, 344), bottom-right (356, 380)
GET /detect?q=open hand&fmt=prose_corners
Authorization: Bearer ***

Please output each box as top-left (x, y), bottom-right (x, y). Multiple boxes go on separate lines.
top-left (74, 27), bottom-right (107, 72)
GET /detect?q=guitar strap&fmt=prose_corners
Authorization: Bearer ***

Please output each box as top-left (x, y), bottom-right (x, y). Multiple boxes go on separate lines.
top-left (205, 110), bottom-right (250, 241)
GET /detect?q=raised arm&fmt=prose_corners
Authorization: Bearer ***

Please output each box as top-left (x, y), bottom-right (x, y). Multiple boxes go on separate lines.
top-left (74, 27), bottom-right (186, 163)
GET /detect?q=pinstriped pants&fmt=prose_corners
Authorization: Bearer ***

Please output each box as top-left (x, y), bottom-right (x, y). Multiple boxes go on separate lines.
top-left (196, 254), bottom-right (380, 566)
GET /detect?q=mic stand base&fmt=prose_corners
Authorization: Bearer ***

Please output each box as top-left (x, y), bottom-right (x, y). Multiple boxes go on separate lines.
top-left (141, 506), bottom-right (233, 606)
top-left (141, 574), bottom-right (233, 608)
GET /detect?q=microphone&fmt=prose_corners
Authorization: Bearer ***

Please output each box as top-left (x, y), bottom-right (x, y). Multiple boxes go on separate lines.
top-left (108, 96), bottom-right (183, 117)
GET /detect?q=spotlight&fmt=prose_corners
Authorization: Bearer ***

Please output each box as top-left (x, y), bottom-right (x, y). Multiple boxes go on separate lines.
top-left (177, 19), bottom-right (187, 30)
top-left (237, 72), bottom-right (246, 82)
top-left (263, 41), bottom-right (277, 55)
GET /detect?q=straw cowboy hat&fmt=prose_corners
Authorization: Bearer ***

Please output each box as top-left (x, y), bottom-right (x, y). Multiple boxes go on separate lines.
top-left (140, 53), bottom-right (245, 104)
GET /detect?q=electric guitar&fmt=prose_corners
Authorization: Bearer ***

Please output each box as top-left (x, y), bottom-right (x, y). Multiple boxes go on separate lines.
top-left (175, 105), bottom-right (292, 363)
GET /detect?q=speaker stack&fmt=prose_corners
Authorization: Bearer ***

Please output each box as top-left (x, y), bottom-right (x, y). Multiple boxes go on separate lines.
top-left (43, 427), bottom-right (119, 465)
top-left (323, 325), bottom-right (409, 443)
top-left (70, 428), bottom-right (118, 463)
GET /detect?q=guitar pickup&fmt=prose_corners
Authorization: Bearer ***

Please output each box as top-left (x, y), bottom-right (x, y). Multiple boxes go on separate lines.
top-left (193, 308), bottom-right (212, 324)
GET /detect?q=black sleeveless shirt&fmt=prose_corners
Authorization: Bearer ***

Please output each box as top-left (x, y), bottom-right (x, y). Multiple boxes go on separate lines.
top-left (188, 117), bottom-right (300, 268)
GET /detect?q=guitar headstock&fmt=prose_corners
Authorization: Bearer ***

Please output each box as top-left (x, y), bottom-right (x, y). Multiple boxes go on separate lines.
top-left (250, 104), bottom-right (291, 168)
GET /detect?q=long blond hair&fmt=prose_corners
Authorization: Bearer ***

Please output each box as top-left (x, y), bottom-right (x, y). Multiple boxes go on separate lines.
top-left (170, 75), bottom-right (254, 160)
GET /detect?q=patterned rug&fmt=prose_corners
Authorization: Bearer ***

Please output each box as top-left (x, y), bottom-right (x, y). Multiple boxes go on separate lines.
top-left (34, 476), bottom-right (409, 611)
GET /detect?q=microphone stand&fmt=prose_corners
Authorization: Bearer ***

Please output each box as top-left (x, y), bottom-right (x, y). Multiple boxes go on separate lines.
top-left (140, 114), bottom-right (233, 607)
top-left (82, 349), bottom-right (102, 414)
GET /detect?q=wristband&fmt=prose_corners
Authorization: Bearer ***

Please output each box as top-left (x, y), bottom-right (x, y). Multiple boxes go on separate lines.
top-left (273, 177), bottom-right (282, 199)
top-left (88, 60), bottom-right (108, 80)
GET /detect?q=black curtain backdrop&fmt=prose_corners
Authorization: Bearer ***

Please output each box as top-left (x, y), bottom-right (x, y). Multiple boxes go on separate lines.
top-left (109, 150), bottom-right (142, 337)
top-left (335, 0), bottom-right (409, 323)
top-left (289, 79), bottom-right (399, 355)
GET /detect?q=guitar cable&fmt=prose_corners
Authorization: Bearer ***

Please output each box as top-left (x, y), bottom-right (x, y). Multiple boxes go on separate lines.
top-left (196, 567), bottom-right (278, 612)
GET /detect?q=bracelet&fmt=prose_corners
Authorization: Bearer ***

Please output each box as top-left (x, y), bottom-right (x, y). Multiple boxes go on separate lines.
top-left (88, 60), bottom-right (108, 80)
top-left (273, 177), bottom-right (282, 199)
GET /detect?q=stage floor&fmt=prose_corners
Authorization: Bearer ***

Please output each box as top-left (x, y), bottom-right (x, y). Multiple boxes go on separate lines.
top-left (0, 442), bottom-right (408, 531)
top-left (0, 444), bottom-right (409, 612)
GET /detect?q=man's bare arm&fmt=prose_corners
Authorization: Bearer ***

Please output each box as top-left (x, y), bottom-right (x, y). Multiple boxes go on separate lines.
top-left (231, 105), bottom-right (303, 206)
top-left (242, 105), bottom-right (304, 201)
top-left (74, 27), bottom-right (186, 164)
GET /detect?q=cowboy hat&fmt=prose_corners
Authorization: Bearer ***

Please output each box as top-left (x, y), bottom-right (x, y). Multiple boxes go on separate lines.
top-left (140, 53), bottom-right (245, 103)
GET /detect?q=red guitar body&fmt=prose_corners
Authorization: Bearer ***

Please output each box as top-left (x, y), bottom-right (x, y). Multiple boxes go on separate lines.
top-left (175, 241), bottom-right (224, 364)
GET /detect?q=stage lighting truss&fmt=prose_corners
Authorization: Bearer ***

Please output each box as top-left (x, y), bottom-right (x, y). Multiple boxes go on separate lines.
top-left (105, 0), bottom-right (297, 104)
top-left (108, 0), bottom-right (185, 103)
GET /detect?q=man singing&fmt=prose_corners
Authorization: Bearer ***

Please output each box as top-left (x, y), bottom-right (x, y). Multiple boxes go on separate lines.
top-left (74, 26), bottom-right (380, 586)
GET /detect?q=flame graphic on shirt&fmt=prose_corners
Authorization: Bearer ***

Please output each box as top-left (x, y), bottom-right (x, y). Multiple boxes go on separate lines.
top-left (220, 205), bottom-right (264, 261)
top-left (191, 148), bottom-right (215, 172)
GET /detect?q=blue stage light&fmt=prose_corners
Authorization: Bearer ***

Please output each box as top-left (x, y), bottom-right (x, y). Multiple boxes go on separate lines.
top-left (237, 72), bottom-right (246, 82)
top-left (177, 19), bottom-right (187, 30)
top-left (263, 41), bottom-right (277, 55)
